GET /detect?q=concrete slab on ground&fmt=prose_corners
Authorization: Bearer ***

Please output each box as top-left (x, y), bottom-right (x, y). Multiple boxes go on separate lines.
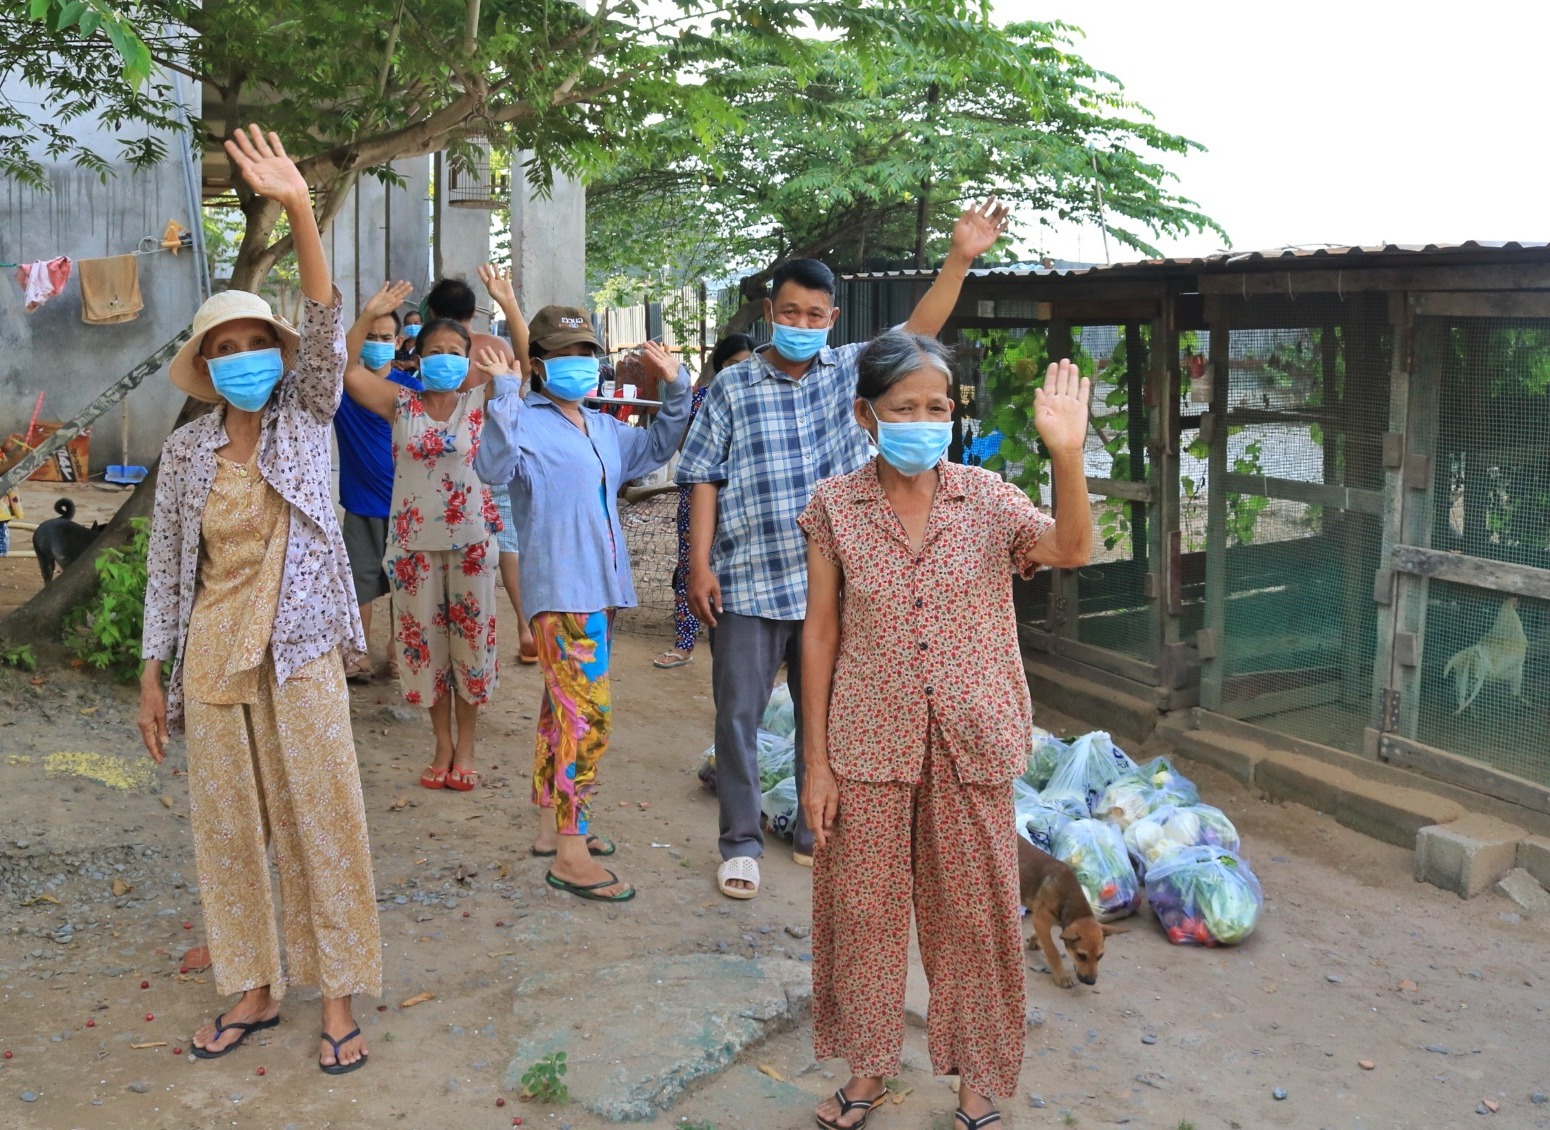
top-left (1414, 813), bottom-right (1525, 898)
top-left (504, 952), bottom-right (812, 1122)
top-left (1498, 867), bottom-right (1550, 913)
top-left (1518, 835), bottom-right (1550, 890)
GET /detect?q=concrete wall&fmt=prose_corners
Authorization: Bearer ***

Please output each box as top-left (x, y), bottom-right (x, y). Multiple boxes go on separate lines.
top-left (324, 157), bottom-right (432, 324)
top-left (0, 78), bottom-right (204, 470)
top-left (432, 152), bottom-right (494, 331)
top-left (510, 152), bottom-right (586, 315)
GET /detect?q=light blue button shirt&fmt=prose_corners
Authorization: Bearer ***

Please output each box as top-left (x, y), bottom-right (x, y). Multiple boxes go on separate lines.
top-left (474, 373), bottom-right (691, 617)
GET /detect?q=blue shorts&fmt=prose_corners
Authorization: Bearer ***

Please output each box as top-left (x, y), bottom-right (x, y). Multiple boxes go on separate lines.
top-left (490, 483), bottom-right (519, 554)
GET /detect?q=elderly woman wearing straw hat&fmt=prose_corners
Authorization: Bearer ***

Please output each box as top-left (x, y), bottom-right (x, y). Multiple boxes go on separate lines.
top-left (136, 126), bottom-right (381, 1076)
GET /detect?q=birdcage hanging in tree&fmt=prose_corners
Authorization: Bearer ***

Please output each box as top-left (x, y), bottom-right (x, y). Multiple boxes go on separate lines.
top-left (443, 137), bottom-right (509, 209)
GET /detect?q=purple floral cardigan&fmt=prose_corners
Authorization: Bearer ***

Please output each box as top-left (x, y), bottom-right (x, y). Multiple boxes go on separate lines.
top-left (141, 288), bottom-right (364, 732)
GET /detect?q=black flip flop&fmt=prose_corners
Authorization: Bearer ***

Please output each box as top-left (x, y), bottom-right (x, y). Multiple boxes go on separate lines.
top-left (189, 1013), bottom-right (280, 1059)
top-left (545, 868), bottom-right (636, 902)
top-left (319, 1027), bottom-right (368, 1075)
top-left (530, 834), bottom-right (616, 859)
top-left (954, 1110), bottom-right (1001, 1129)
top-left (816, 1086), bottom-right (888, 1130)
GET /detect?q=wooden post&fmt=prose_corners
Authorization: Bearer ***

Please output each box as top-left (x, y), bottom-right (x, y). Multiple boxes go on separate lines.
top-left (1338, 303), bottom-right (1389, 704)
top-left (1199, 308), bottom-right (1231, 711)
top-left (1392, 301), bottom-right (1440, 741)
top-left (1125, 321), bottom-right (1149, 568)
top-left (1153, 298), bottom-right (1183, 662)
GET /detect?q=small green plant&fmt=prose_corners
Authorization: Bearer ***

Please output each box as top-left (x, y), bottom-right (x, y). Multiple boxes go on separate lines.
top-left (520, 1051), bottom-right (569, 1103)
top-left (0, 643), bottom-right (37, 671)
top-left (1177, 1120), bottom-right (1196, 1130)
top-left (63, 517), bottom-right (151, 682)
top-left (1063, 1112), bottom-right (1078, 1126)
top-left (677, 1121), bottom-right (717, 1130)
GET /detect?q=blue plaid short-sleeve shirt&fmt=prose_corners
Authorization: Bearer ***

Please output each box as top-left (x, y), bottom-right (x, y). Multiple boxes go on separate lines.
top-left (675, 341), bottom-right (871, 620)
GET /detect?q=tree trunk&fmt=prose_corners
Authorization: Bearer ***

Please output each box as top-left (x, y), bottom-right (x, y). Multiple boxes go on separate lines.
top-left (0, 397), bottom-right (210, 647)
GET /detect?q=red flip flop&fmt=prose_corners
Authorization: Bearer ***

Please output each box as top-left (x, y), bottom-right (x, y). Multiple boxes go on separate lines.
top-left (419, 767), bottom-right (448, 790)
top-left (445, 767), bottom-right (479, 791)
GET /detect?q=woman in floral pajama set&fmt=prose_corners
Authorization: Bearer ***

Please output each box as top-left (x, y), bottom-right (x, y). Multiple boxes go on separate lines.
top-left (342, 282), bottom-right (502, 792)
top-left (798, 332), bottom-right (1094, 1130)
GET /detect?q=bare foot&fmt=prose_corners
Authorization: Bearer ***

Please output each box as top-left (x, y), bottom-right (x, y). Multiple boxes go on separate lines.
top-left (319, 996), bottom-right (367, 1071)
top-left (815, 1076), bottom-right (886, 1128)
top-left (192, 986), bottom-right (278, 1055)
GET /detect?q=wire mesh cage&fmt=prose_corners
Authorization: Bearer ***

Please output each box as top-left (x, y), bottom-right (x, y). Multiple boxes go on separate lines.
top-left (444, 139), bottom-right (510, 209)
top-left (1203, 294), bottom-right (1392, 753)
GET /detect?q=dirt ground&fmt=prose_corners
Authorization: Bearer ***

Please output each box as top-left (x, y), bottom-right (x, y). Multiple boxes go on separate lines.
top-left (1, 484), bottom-right (1549, 1129)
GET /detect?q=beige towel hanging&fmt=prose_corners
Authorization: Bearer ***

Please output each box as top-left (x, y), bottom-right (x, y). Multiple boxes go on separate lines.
top-left (79, 254), bottom-right (144, 325)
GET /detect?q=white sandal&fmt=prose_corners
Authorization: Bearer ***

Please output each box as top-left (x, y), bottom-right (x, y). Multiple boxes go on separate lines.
top-left (717, 856), bottom-right (760, 899)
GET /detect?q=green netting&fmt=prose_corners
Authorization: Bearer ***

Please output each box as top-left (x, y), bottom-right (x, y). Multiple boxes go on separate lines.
top-left (965, 323), bottom-right (1157, 664)
top-left (1414, 581), bottom-right (1546, 784)
top-left (1208, 300), bottom-right (1391, 755)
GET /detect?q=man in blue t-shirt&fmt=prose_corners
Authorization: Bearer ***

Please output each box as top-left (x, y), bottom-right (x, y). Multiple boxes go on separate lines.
top-left (338, 302), bottom-right (422, 680)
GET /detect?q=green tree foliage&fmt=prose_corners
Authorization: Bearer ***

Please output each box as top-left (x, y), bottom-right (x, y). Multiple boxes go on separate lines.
top-left (2, 0), bottom-right (1020, 288)
top-left (587, 22), bottom-right (1224, 326)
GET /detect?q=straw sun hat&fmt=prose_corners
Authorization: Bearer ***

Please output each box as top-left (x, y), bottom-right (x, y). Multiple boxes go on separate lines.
top-left (169, 290), bottom-right (300, 404)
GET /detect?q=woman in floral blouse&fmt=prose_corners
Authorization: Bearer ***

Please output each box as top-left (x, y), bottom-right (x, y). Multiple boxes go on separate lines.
top-left (342, 281), bottom-right (502, 792)
top-left (137, 126), bottom-right (379, 1075)
top-left (797, 332), bottom-right (1093, 1130)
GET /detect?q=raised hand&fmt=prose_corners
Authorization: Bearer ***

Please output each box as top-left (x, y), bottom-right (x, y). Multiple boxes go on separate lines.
top-left (365, 280), bottom-right (414, 320)
top-left (948, 197), bottom-right (1011, 262)
top-left (224, 125), bottom-right (310, 210)
top-left (477, 263), bottom-right (517, 309)
top-left (472, 344), bottom-right (513, 379)
top-left (1033, 358), bottom-right (1091, 456)
top-left (639, 340), bottom-right (680, 384)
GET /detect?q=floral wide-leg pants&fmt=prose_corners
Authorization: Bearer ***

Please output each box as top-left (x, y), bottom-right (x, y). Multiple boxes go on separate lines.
top-left (531, 609), bottom-right (613, 836)
top-left (811, 740), bottom-right (1025, 1097)
top-left (385, 540), bottom-right (499, 706)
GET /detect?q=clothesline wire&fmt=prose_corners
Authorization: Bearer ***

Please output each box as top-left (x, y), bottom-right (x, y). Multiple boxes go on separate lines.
top-left (1, 243), bottom-right (186, 270)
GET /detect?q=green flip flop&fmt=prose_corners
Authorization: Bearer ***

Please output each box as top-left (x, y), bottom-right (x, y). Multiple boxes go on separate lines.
top-left (545, 869), bottom-right (635, 902)
top-left (530, 834), bottom-right (615, 859)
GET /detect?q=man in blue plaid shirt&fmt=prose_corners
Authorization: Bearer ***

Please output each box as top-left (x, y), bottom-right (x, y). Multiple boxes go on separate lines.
top-left (677, 200), bottom-right (1011, 898)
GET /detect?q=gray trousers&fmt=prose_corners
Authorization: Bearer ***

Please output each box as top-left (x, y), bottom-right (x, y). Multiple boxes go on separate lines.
top-left (711, 611), bottom-right (812, 859)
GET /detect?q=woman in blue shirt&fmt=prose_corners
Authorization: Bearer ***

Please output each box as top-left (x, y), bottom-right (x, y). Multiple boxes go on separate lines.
top-left (474, 308), bottom-right (689, 902)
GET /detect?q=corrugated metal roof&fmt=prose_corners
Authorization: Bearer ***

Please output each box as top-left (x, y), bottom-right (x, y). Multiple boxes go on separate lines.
top-left (843, 241), bottom-right (1550, 282)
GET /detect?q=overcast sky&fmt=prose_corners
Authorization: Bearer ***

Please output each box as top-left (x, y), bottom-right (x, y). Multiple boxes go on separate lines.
top-left (993, 1), bottom-right (1549, 263)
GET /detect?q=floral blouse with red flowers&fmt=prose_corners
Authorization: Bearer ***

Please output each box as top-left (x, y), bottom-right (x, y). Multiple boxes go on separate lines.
top-left (388, 384), bottom-right (501, 551)
top-left (797, 458), bottom-right (1054, 785)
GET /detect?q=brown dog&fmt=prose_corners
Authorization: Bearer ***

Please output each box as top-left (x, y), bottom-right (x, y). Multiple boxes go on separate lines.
top-left (1017, 836), bottom-right (1123, 988)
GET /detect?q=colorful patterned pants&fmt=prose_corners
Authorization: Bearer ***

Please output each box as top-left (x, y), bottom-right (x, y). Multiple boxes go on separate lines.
top-left (184, 653), bottom-right (383, 1001)
top-left (670, 486), bottom-right (701, 653)
top-left (811, 742), bottom-right (1025, 1097)
top-left (385, 540), bottom-right (499, 707)
top-left (532, 610), bottom-right (613, 835)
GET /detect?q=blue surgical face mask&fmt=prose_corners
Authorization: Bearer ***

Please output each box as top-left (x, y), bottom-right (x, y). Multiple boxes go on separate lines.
top-left (869, 402), bottom-right (952, 476)
top-left (208, 347), bottom-right (284, 413)
top-left (770, 321), bottom-right (830, 363)
top-left (359, 340), bottom-right (396, 371)
top-left (542, 355), bottom-right (601, 401)
top-left (403, 322), bottom-right (422, 339)
top-left (419, 352), bottom-right (469, 391)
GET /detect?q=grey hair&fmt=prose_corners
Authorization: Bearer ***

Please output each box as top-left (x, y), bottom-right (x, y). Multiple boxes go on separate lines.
top-left (855, 330), bottom-right (954, 400)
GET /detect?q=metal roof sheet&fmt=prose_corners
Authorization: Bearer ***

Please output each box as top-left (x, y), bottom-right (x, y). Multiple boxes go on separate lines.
top-left (842, 241), bottom-right (1550, 283)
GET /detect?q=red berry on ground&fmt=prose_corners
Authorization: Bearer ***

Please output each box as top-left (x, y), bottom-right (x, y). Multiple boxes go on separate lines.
top-left (141, 981), bottom-right (150, 989)
top-left (86, 1019), bottom-right (95, 1027)
top-left (257, 1066), bottom-right (266, 1076)
top-left (145, 1013), bottom-right (154, 1021)
top-left (462, 910), bottom-right (470, 918)
top-left (496, 921), bottom-right (505, 927)
top-left (172, 1047), bottom-right (182, 1055)
top-left (376, 1004), bottom-right (388, 1012)
top-left (182, 922), bottom-right (192, 930)
top-left (3, 1051), bottom-right (12, 1059)
top-left (496, 1096), bottom-right (506, 1107)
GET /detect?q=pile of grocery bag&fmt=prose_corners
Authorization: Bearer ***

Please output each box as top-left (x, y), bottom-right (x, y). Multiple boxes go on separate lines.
top-left (698, 684), bottom-right (803, 842)
top-left (1016, 729), bottom-right (1263, 946)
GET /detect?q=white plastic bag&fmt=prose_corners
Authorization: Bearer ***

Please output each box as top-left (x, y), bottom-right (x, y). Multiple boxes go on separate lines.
top-left (761, 776), bottom-right (799, 841)
top-left (1051, 817), bottom-right (1140, 922)
top-left (762, 683), bottom-right (796, 738)
top-left (1042, 731), bottom-right (1139, 816)
top-left (1123, 803), bottom-right (1241, 879)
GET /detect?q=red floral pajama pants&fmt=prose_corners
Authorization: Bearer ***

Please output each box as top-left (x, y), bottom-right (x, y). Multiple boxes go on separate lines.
top-left (812, 743), bottom-right (1025, 1098)
top-left (385, 541), bottom-right (498, 707)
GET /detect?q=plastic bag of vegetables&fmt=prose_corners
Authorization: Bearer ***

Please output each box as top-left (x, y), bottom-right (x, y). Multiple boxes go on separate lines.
top-left (1042, 731), bottom-right (1138, 815)
top-left (1022, 732), bottom-right (1070, 790)
top-left (1135, 756), bottom-right (1200, 806)
top-left (698, 726), bottom-right (796, 794)
top-left (1146, 845), bottom-right (1262, 946)
top-left (1096, 774), bottom-right (1203, 831)
top-left (762, 682), bottom-right (796, 738)
top-left (761, 776), bottom-right (799, 841)
top-left (1051, 818), bottom-right (1140, 922)
top-left (1124, 804), bottom-right (1242, 879)
top-left (1014, 780), bottom-right (1088, 852)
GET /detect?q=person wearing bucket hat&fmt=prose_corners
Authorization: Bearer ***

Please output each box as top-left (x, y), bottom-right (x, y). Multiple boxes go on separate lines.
top-left (474, 308), bottom-right (690, 903)
top-left (137, 125), bottom-right (381, 1076)
top-left (341, 280), bottom-right (506, 795)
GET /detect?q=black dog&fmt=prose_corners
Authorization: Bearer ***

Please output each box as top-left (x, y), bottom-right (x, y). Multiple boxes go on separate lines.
top-left (33, 498), bottom-right (103, 583)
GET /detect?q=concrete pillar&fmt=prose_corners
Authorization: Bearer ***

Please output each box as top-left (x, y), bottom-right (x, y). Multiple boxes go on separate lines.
top-left (386, 156), bottom-right (432, 294)
top-left (510, 151), bottom-right (586, 315)
top-left (433, 152), bottom-right (494, 330)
